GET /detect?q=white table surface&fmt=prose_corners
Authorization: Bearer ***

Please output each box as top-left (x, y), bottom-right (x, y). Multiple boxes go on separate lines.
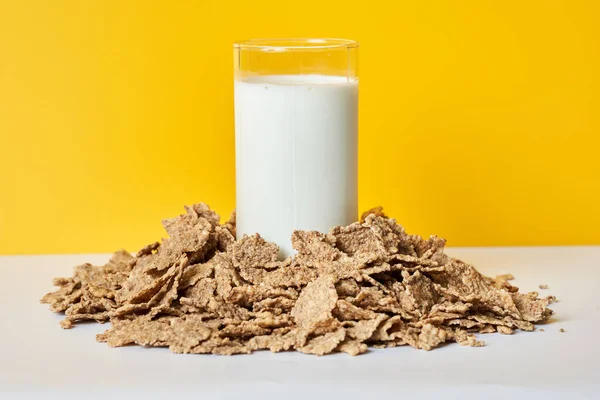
top-left (1, 247), bottom-right (599, 399)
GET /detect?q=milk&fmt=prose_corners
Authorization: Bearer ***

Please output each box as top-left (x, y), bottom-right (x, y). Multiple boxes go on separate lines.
top-left (234, 74), bottom-right (358, 258)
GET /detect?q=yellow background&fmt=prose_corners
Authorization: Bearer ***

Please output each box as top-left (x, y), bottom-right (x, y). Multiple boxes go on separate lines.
top-left (1, 1), bottom-right (599, 255)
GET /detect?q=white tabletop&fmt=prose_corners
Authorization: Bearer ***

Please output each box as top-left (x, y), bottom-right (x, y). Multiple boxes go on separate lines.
top-left (1, 247), bottom-right (599, 399)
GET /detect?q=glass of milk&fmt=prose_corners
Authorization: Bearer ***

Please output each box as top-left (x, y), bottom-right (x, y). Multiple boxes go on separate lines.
top-left (233, 38), bottom-right (359, 258)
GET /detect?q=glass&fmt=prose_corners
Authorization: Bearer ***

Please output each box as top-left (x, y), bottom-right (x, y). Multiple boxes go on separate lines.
top-left (234, 38), bottom-right (359, 258)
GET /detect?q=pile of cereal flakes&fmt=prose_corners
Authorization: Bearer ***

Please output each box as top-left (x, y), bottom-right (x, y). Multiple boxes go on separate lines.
top-left (41, 204), bottom-right (555, 356)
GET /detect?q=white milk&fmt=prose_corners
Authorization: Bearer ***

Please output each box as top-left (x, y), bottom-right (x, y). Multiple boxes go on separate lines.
top-left (234, 74), bottom-right (358, 258)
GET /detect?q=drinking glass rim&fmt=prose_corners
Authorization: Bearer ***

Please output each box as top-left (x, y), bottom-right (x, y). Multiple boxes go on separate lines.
top-left (233, 38), bottom-right (358, 51)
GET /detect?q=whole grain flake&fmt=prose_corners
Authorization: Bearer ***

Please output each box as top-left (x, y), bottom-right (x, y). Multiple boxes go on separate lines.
top-left (41, 204), bottom-right (556, 356)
